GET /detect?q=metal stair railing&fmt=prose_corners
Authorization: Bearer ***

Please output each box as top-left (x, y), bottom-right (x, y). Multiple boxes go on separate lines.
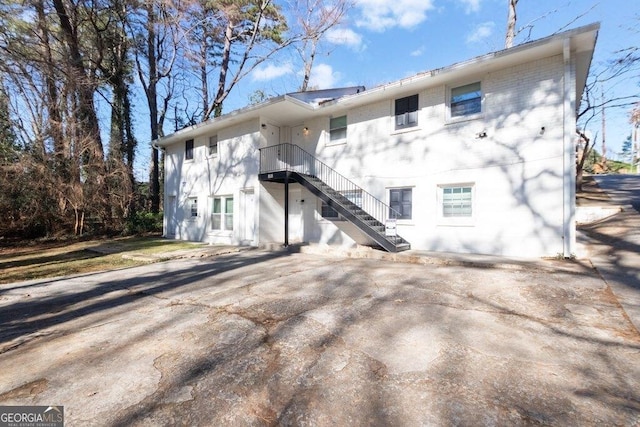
top-left (260, 143), bottom-right (403, 227)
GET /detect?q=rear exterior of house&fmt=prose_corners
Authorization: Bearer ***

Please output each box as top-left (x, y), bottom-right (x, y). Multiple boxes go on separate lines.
top-left (155, 24), bottom-right (599, 258)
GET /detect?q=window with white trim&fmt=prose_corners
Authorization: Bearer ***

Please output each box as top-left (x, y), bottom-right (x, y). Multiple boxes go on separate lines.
top-left (329, 115), bottom-right (347, 143)
top-left (211, 196), bottom-right (233, 231)
top-left (321, 201), bottom-right (339, 219)
top-left (321, 189), bottom-right (362, 220)
top-left (450, 82), bottom-right (482, 118)
top-left (208, 135), bottom-right (218, 157)
top-left (185, 139), bottom-right (194, 160)
top-left (188, 197), bottom-right (198, 217)
top-left (440, 184), bottom-right (474, 218)
top-left (389, 188), bottom-right (412, 220)
top-left (395, 94), bottom-right (418, 130)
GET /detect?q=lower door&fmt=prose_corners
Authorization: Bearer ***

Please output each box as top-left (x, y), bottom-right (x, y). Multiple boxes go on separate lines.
top-left (241, 189), bottom-right (256, 245)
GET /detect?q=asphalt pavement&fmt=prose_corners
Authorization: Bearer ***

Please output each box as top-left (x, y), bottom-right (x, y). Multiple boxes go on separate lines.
top-left (0, 174), bottom-right (638, 426)
top-left (579, 174), bottom-right (640, 332)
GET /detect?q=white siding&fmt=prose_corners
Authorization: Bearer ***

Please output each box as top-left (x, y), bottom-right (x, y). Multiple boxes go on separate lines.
top-left (162, 51), bottom-right (581, 258)
top-left (163, 119), bottom-right (261, 245)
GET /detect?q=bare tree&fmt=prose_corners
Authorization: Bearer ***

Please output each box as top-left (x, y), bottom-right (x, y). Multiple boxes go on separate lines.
top-left (130, 0), bottom-right (182, 213)
top-left (196, 0), bottom-right (290, 120)
top-left (291, 0), bottom-right (351, 91)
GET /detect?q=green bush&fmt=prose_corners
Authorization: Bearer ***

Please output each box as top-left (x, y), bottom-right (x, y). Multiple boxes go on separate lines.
top-left (125, 211), bottom-right (163, 235)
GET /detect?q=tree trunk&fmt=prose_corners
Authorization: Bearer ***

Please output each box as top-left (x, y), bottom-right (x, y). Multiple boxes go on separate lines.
top-left (35, 0), bottom-right (64, 162)
top-left (301, 38), bottom-right (318, 92)
top-left (200, 34), bottom-right (208, 121)
top-left (146, 2), bottom-right (161, 213)
top-left (209, 20), bottom-right (234, 119)
top-left (505, 0), bottom-right (517, 48)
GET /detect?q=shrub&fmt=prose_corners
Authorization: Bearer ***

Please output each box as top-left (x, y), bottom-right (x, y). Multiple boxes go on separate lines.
top-left (125, 211), bottom-right (163, 235)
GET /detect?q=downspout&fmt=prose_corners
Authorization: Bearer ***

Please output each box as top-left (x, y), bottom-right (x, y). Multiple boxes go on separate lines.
top-left (562, 38), bottom-right (577, 257)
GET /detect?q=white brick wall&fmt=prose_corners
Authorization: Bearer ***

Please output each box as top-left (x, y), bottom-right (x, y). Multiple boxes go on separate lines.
top-left (163, 52), bottom-right (577, 257)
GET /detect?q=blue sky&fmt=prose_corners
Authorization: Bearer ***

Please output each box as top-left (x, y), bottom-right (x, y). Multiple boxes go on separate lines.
top-left (245, 0), bottom-right (639, 156)
top-left (135, 0), bottom-right (639, 177)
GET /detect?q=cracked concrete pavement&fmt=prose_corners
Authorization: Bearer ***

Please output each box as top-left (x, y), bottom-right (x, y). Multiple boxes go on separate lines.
top-left (0, 246), bottom-right (639, 425)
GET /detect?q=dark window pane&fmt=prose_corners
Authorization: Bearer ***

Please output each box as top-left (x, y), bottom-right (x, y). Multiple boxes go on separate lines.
top-left (389, 188), bottom-right (412, 219)
top-left (395, 95), bottom-right (418, 129)
top-left (185, 139), bottom-right (194, 160)
top-left (451, 82), bottom-right (481, 117)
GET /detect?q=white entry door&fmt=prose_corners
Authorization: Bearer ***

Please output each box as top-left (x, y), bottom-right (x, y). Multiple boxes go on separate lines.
top-left (289, 188), bottom-right (304, 243)
top-left (241, 189), bottom-right (256, 245)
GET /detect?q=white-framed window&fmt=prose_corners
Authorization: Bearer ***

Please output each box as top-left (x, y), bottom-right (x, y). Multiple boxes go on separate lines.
top-left (208, 135), bottom-right (218, 157)
top-left (321, 200), bottom-right (340, 219)
top-left (449, 82), bottom-right (482, 119)
top-left (320, 189), bottom-right (362, 220)
top-left (395, 94), bottom-right (418, 130)
top-left (438, 183), bottom-right (475, 225)
top-left (188, 197), bottom-right (198, 217)
top-left (185, 139), bottom-right (194, 161)
top-left (211, 195), bottom-right (234, 231)
top-left (329, 115), bottom-right (347, 144)
top-left (389, 188), bottom-right (412, 220)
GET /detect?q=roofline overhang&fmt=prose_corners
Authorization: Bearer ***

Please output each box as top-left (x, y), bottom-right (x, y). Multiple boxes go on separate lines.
top-left (153, 23), bottom-right (599, 147)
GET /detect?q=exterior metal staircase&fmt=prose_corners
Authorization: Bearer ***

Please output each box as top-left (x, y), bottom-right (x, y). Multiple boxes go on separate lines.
top-left (259, 143), bottom-right (410, 252)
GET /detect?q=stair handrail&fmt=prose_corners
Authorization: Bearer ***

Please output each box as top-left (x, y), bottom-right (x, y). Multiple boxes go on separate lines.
top-left (260, 143), bottom-right (403, 225)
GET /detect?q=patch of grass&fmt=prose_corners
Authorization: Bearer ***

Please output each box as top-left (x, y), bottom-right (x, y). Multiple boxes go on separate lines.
top-left (0, 236), bottom-right (202, 284)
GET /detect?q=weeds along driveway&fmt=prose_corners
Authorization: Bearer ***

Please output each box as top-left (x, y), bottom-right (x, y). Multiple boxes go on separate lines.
top-left (0, 250), bottom-right (638, 425)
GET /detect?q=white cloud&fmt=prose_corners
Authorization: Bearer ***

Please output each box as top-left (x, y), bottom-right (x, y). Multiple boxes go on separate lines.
top-left (251, 63), bottom-right (293, 82)
top-left (466, 21), bottom-right (495, 44)
top-left (326, 28), bottom-right (364, 51)
top-left (457, 0), bottom-right (482, 14)
top-left (410, 46), bottom-right (425, 57)
top-left (354, 0), bottom-right (435, 32)
top-left (307, 63), bottom-right (341, 89)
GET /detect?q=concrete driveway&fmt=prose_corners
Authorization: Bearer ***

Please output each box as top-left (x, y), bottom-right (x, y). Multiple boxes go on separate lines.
top-left (1, 249), bottom-right (638, 425)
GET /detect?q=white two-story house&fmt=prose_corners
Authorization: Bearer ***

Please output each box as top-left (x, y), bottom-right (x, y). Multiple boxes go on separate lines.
top-left (153, 24), bottom-right (599, 258)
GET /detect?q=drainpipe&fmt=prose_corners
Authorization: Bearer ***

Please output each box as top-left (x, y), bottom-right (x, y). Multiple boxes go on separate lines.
top-left (152, 142), bottom-right (165, 153)
top-left (562, 38), bottom-right (576, 258)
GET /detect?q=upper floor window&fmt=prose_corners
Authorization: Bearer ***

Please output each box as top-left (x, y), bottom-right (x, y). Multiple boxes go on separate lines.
top-left (450, 82), bottom-right (482, 118)
top-left (185, 139), bottom-right (194, 161)
top-left (208, 135), bottom-right (218, 157)
top-left (395, 94), bottom-right (418, 130)
top-left (329, 116), bottom-right (347, 143)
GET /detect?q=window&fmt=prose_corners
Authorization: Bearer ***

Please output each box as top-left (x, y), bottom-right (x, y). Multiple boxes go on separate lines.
top-left (450, 82), bottom-right (482, 118)
top-left (321, 201), bottom-right (339, 219)
top-left (208, 135), bottom-right (218, 157)
top-left (389, 188), bottom-right (412, 220)
top-left (441, 185), bottom-right (473, 217)
top-left (395, 94), bottom-right (418, 130)
top-left (188, 197), bottom-right (198, 217)
top-left (185, 139), bottom-right (194, 160)
top-left (342, 189), bottom-right (362, 208)
top-left (321, 189), bottom-right (362, 220)
top-left (329, 116), bottom-right (347, 143)
top-left (211, 196), bottom-right (233, 231)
